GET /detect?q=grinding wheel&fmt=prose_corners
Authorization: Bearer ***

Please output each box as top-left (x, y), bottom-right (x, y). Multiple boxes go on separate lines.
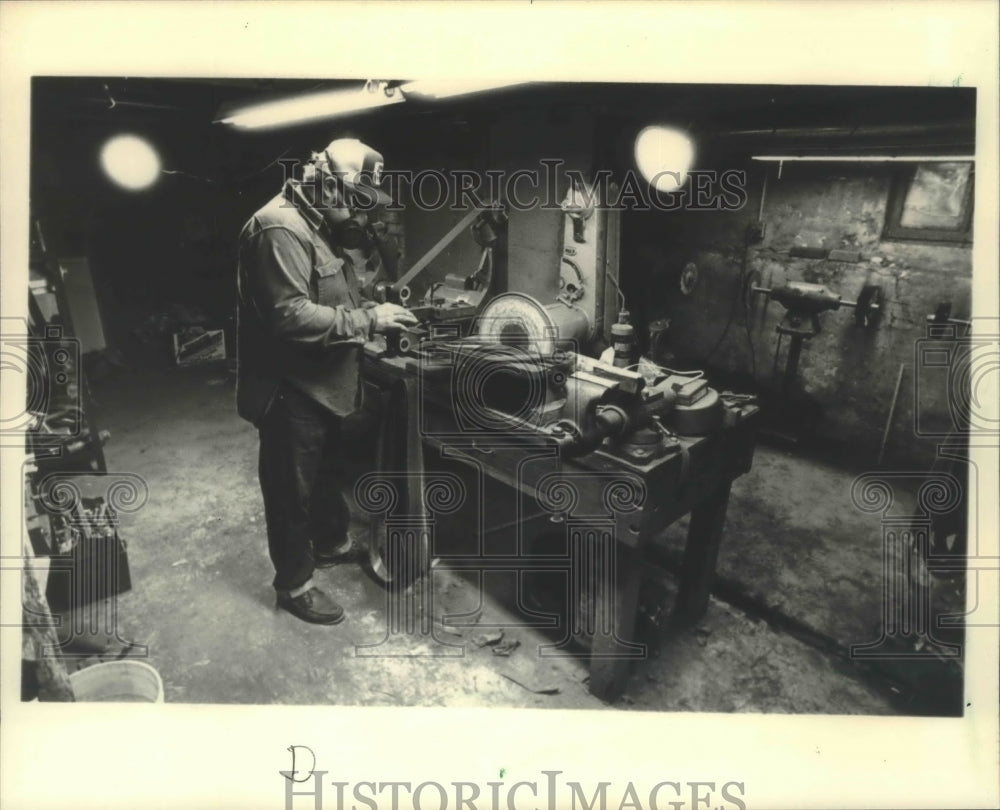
top-left (476, 292), bottom-right (590, 355)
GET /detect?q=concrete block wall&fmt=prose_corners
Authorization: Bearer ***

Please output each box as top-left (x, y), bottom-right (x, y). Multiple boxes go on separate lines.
top-left (623, 160), bottom-right (973, 468)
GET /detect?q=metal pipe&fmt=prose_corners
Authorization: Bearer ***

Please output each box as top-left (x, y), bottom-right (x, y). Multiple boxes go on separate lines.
top-left (390, 206), bottom-right (485, 298)
top-left (722, 122), bottom-right (973, 140)
top-left (757, 169), bottom-right (768, 221)
top-left (783, 336), bottom-right (804, 392)
top-left (877, 364), bottom-right (906, 466)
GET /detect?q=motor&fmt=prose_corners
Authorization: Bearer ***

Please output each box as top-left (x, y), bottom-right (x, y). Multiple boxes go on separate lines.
top-left (748, 280), bottom-right (884, 391)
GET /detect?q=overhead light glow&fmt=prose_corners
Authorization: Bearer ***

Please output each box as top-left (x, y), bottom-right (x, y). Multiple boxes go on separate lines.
top-left (400, 80), bottom-right (530, 100)
top-left (217, 85), bottom-right (403, 130)
top-left (100, 134), bottom-right (161, 191)
top-left (634, 126), bottom-right (695, 194)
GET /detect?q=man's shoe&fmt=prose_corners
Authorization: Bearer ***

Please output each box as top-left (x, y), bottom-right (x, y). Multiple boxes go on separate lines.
top-left (276, 587), bottom-right (345, 625)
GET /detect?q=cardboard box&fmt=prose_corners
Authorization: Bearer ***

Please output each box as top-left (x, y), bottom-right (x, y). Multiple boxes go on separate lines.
top-left (172, 328), bottom-right (226, 366)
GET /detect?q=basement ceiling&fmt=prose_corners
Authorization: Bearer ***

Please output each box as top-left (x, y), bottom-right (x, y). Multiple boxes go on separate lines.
top-left (32, 77), bottom-right (976, 132)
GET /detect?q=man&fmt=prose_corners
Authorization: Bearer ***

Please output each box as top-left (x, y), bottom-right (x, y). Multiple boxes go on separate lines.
top-left (236, 138), bottom-right (417, 624)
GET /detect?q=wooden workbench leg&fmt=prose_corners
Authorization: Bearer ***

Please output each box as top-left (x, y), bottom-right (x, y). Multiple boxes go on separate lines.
top-left (673, 480), bottom-right (732, 628)
top-left (587, 536), bottom-right (646, 702)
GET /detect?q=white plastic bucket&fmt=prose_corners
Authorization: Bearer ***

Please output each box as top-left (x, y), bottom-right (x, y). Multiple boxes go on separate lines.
top-left (69, 660), bottom-right (164, 703)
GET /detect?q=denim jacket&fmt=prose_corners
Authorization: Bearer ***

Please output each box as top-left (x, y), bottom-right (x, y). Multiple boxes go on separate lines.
top-left (236, 181), bottom-right (376, 425)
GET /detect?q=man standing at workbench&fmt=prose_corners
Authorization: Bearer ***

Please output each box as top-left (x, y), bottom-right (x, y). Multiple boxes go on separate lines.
top-left (236, 138), bottom-right (417, 624)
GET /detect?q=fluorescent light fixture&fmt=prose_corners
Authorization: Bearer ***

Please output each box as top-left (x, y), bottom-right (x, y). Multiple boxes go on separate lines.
top-left (751, 155), bottom-right (974, 162)
top-left (400, 80), bottom-right (530, 100)
top-left (100, 134), bottom-right (161, 190)
top-left (634, 126), bottom-right (695, 193)
top-left (217, 85), bottom-right (403, 130)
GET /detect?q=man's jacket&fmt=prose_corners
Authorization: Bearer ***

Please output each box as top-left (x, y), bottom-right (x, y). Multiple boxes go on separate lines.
top-left (236, 181), bottom-right (376, 426)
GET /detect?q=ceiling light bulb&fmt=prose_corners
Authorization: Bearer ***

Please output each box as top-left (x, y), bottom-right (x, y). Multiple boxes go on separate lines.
top-left (634, 126), bottom-right (695, 194)
top-left (100, 134), bottom-right (161, 191)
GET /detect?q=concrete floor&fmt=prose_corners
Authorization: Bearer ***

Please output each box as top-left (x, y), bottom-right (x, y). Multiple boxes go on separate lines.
top-left (65, 360), bottom-right (959, 713)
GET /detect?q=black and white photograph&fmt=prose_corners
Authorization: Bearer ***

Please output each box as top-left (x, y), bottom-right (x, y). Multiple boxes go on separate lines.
top-left (2, 3), bottom-right (998, 810)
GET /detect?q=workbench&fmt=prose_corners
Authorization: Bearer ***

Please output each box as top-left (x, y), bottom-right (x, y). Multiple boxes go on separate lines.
top-left (361, 351), bottom-right (759, 702)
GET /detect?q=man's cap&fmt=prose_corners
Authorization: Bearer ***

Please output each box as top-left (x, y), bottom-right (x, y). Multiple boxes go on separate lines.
top-left (320, 138), bottom-right (390, 208)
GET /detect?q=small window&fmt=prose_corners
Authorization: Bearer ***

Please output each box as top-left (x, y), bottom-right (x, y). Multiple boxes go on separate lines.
top-left (883, 161), bottom-right (974, 244)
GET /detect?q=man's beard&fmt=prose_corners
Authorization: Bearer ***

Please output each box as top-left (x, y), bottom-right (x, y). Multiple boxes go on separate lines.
top-left (324, 212), bottom-right (368, 250)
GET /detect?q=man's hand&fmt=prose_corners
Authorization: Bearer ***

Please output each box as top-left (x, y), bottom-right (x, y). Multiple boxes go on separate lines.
top-left (371, 302), bottom-right (419, 333)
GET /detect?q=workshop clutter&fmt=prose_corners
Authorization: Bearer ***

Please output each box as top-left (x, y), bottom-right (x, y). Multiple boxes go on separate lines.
top-left (42, 494), bottom-right (133, 612)
top-left (172, 327), bottom-right (226, 366)
top-left (130, 303), bottom-right (230, 366)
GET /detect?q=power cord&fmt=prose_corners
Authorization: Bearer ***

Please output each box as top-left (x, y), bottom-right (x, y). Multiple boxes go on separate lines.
top-left (771, 331), bottom-right (784, 382)
top-left (743, 273), bottom-right (757, 379)
top-left (701, 234), bottom-right (752, 367)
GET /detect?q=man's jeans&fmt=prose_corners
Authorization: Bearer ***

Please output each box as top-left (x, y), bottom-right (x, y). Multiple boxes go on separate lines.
top-left (258, 383), bottom-right (351, 592)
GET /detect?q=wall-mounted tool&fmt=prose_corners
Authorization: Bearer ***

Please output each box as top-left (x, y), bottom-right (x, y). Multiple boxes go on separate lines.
top-left (748, 280), bottom-right (884, 392)
top-left (749, 281), bottom-right (884, 337)
top-left (926, 301), bottom-right (971, 333)
top-left (561, 179), bottom-right (596, 244)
